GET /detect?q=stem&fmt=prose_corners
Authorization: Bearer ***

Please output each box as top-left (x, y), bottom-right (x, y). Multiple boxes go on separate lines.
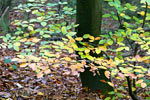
top-left (126, 77), bottom-right (139, 100)
top-left (112, 0), bottom-right (122, 27)
top-left (142, 2), bottom-right (148, 28)
top-left (1, 6), bottom-right (9, 18)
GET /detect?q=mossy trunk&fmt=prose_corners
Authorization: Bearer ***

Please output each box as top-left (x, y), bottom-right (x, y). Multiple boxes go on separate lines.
top-left (76, 0), bottom-right (102, 38)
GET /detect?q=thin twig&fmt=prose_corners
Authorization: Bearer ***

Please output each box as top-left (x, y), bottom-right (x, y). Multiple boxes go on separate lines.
top-left (1, 6), bottom-right (9, 18)
top-left (142, 2), bottom-right (148, 28)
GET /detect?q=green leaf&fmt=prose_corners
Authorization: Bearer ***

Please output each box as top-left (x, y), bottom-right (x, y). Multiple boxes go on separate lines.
top-left (28, 26), bottom-right (34, 31)
top-left (41, 22), bottom-right (47, 27)
top-left (83, 34), bottom-right (90, 39)
top-left (146, 97), bottom-right (150, 100)
top-left (11, 65), bottom-right (17, 70)
top-left (3, 37), bottom-right (8, 42)
top-left (146, 0), bottom-right (150, 5)
top-left (13, 46), bottom-right (20, 51)
top-left (116, 93), bottom-right (123, 98)
top-left (107, 39), bottom-right (113, 45)
top-left (4, 58), bottom-right (12, 64)
top-left (8, 44), bottom-right (13, 48)
top-left (43, 34), bottom-right (50, 38)
top-left (103, 14), bottom-right (111, 18)
top-left (13, 42), bottom-right (21, 46)
top-left (67, 32), bottom-right (76, 36)
top-left (99, 40), bottom-right (106, 44)
top-left (104, 97), bottom-right (111, 100)
top-left (61, 26), bottom-right (67, 35)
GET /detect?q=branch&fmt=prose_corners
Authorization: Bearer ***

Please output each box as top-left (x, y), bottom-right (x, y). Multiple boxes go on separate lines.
top-left (142, 2), bottom-right (148, 28)
top-left (126, 77), bottom-right (139, 100)
top-left (1, 6), bottom-right (9, 18)
top-left (112, 0), bottom-right (122, 27)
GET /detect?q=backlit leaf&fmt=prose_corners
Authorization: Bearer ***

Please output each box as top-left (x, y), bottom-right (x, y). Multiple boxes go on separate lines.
top-left (141, 82), bottom-right (147, 88)
top-left (108, 82), bottom-right (114, 87)
top-left (105, 71), bottom-right (110, 78)
top-left (61, 26), bottom-right (67, 35)
top-left (20, 63), bottom-right (28, 67)
top-left (75, 37), bottom-right (83, 41)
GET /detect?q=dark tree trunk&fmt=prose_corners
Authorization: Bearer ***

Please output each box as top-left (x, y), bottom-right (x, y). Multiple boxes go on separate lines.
top-left (76, 0), bottom-right (102, 38)
top-left (76, 0), bottom-right (114, 96)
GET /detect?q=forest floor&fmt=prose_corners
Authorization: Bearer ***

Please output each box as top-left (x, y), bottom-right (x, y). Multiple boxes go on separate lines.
top-left (0, 2), bottom-right (120, 100)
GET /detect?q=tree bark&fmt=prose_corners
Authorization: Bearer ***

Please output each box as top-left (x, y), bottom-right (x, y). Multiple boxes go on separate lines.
top-left (76, 0), bottom-right (114, 96)
top-left (76, 0), bottom-right (102, 38)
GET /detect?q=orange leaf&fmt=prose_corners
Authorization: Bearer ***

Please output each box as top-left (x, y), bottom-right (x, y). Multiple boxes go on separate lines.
top-left (100, 80), bottom-right (107, 83)
top-left (37, 71), bottom-right (43, 78)
top-left (95, 37), bottom-right (101, 40)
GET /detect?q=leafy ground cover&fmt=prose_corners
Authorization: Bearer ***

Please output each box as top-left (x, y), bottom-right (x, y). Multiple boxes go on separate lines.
top-left (1, 0), bottom-right (150, 100)
top-left (0, 0), bottom-right (100, 99)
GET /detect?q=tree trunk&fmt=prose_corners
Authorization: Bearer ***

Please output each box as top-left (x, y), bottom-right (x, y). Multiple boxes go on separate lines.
top-left (76, 0), bottom-right (114, 96)
top-left (76, 0), bottom-right (102, 38)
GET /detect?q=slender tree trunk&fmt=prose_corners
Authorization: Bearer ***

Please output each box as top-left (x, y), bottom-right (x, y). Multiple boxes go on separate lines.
top-left (0, 0), bottom-right (12, 33)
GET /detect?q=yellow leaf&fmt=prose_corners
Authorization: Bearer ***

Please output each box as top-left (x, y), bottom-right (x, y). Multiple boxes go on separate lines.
top-left (99, 46), bottom-right (107, 51)
top-left (64, 57), bottom-right (71, 61)
top-left (120, 13), bottom-right (125, 17)
top-left (68, 48), bottom-right (74, 53)
top-left (141, 82), bottom-right (147, 88)
top-left (20, 63), bottom-right (28, 67)
top-left (132, 87), bottom-right (136, 92)
top-left (104, 71), bottom-right (110, 79)
top-left (138, 11), bottom-right (145, 16)
top-left (89, 36), bottom-right (94, 40)
top-left (75, 37), bottom-right (83, 41)
top-left (37, 92), bottom-right (44, 96)
top-left (20, 38), bottom-right (27, 42)
top-left (95, 48), bottom-right (101, 54)
top-left (67, 35), bottom-right (75, 43)
top-left (108, 82), bottom-right (114, 87)
top-left (136, 79), bottom-right (143, 84)
top-left (84, 49), bottom-right (90, 54)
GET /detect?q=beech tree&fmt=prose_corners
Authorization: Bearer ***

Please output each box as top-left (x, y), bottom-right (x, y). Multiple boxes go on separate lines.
top-left (76, 0), bottom-right (102, 38)
top-left (76, 0), bottom-right (113, 96)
